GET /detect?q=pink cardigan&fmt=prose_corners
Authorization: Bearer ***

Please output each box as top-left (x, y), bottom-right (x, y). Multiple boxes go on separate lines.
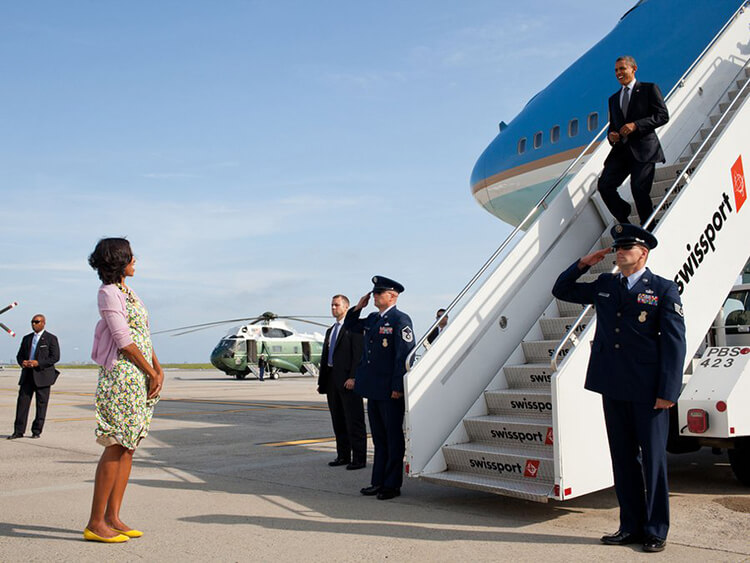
top-left (91, 284), bottom-right (143, 370)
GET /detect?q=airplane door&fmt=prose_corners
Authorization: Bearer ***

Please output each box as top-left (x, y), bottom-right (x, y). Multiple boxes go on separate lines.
top-left (247, 340), bottom-right (258, 363)
top-left (302, 341), bottom-right (311, 361)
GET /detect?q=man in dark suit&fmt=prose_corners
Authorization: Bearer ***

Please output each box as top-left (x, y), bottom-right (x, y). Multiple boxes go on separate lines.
top-left (598, 56), bottom-right (669, 228)
top-left (426, 308), bottom-right (448, 347)
top-left (317, 294), bottom-right (366, 470)
top-left (344, 276), bottom-right (415, 500)
top-left (8, 314), bottom-right (61, 439)
top-left (552, 224), bottom-right (686, 553)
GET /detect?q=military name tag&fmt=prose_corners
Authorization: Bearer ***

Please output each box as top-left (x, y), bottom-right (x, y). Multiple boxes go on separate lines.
top-left (638, 311), bottom-right (648, 323)
top-left (637, 293), bottom-right (658, 306)
top-left (382, 338), bottom-right (389, 348)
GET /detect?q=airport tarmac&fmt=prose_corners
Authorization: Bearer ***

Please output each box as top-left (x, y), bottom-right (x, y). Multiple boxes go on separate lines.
top-left (0, 368), bottom-right (748, 562)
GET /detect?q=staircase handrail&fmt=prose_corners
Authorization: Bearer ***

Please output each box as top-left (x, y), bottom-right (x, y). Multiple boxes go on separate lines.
top-left (551, 56), bottom-right (750, 371)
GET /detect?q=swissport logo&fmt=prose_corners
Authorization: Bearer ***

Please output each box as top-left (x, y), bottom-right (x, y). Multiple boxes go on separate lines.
top-left (545, 427), bottom-right (554, 445)
top-left (524, 459), bottom-right (540, 478)
top-left (732, 155), bottom-right (746, 212)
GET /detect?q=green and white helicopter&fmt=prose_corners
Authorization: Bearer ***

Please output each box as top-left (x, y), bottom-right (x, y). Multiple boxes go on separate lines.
top-left (155, 312), bottom-right (327, 380)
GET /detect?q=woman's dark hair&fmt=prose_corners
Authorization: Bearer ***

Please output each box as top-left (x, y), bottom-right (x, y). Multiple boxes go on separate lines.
top-left (88, 238), bottom-right (133, 285)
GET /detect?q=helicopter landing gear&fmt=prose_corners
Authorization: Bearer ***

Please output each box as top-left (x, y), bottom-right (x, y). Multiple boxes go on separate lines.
top-left (235, 372), bottom-right (247, 380)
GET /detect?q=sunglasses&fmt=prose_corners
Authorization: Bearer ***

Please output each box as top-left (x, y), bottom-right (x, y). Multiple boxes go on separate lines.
top-left (612, 243), bottom-right (638, 251)
top-left (31, 320), bottom-right (43, 324)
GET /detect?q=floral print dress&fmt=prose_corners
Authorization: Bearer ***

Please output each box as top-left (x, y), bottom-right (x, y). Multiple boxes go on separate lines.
top-left (95, 284), bottom-right (158, 449)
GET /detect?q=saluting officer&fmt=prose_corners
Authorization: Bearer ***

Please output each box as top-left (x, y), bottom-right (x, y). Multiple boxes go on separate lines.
top-left (552, 224), bottom-right (686, 553)
top-left (344, 276), bottom-right (414, 500)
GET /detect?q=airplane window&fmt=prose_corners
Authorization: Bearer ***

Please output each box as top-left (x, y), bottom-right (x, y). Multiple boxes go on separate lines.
top-left (271, 345), bottom-right (282, 353)
top-left (550, 125), bottom-right (560, 144)
top-left (533, 132), bottom-right (542, 149)
top-left (517, 138), bottom-right (527, 154)
top-left (587, 112), bottom-right (599, 131)
top-left (569, 119), bottom-right (579, 137)
top-left (293, 346), bottom-right (299, 354)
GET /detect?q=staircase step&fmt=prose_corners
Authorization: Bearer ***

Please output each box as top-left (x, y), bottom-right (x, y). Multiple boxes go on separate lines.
top-left (539, 315), bottom-right (593, 340)
top-left (504, 363), bottom-right (555, 388)
top-left (464, 415), bottom-right (554, 451)
top-left (710, 109), bottom-right (736, 126)
top-left (443, 442), bottom-right (554, 483)
top-left (521, 339), bottom-right (572, 364)
top-left (700, 122), bottom-right (727, 140)
top-left (420, 470), bottom-right (553, 502)
top-left (556, 298), bottom-right (589, 317)
top-left (588, 256), bottom-right (618, 274)
top-left (690, 137), bottom-right (715, 154)
top-left (653, 162), bottom-right (687, 182)
top-left (678, 148), bottom-right (709, 164)
top-left (651, 176), bottom-right (686, 199)
top-left (485, 388), bottom-right (553, 417)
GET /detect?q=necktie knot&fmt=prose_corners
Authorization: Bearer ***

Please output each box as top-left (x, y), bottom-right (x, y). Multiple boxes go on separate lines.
top-left (620, 276), bottom-right (629, 290)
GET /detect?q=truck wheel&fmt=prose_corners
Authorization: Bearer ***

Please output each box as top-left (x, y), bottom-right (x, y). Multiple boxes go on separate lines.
top-left (728, 438), bottom-right (750, 486)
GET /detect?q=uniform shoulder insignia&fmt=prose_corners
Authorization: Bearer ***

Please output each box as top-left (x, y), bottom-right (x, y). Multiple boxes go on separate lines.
top-left (401, 326), bottom-right (413, 343)
top-left (674, 303), bottom-right (684, 317)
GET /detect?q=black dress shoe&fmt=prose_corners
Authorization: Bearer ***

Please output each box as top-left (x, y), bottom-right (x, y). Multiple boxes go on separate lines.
top-left (600, 530), bottom-right (643, 545)
top-left (328, 458), bottom-right (350, 467)
top-left (376, 488), bottom-right (400, 500)
top-left (643, 536), bottom-right (666, 552)
top-left (7, 433), bottom-right (23, 440)
top-left (360, 485), bottom-right (381, 496)
top-left (346, 461), bottom-right (366, 470)
top-left (31, 434), bottom-right (41, 439)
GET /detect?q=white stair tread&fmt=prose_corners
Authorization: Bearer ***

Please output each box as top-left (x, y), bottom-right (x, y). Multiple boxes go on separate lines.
top-left (445, 441), bottom-right (554, 460)
top-left (420, 471), bottom-right (553, 502)
top-left (464, 413), bottom-right (552, 426)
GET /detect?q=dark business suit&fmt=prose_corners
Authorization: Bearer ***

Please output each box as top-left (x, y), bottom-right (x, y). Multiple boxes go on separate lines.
top-left (14, 331), bottom-right (61, 436)
top-left (598, 81), bottom-right (669, 225)
top-left (553, 262), bottom-right (686, 540)
top-left (344, 306), bottom-right (414, 490)
top-left (318, 322), bottom-right (366, 464)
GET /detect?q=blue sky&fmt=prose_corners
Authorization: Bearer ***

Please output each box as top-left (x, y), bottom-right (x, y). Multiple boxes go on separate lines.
top-left (0, 1), bottom-right (635, 363)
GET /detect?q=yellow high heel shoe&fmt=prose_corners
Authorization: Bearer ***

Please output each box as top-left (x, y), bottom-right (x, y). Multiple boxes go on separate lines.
top-left (83, 527), bottom-right (130, 543)
top-left (113, 528), bottom-right (143, 538)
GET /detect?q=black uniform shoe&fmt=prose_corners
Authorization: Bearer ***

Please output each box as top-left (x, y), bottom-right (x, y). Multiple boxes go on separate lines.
top-left (360, 485), bottom-right (381, 496)
top-left (643, 536), bottom-right (666, 552)
top-left (31, 434), bottom-right (41, 439)
top-left (376, 488), bottom-right (400, 500)
top-left (346, 462), bottom-right (366, 470)
top-left (600, 530), bottom-right (643, 545)
top-left (328, 458), bottom-right (350, 467)
top-left (7, 433), bottom-right (23, 440)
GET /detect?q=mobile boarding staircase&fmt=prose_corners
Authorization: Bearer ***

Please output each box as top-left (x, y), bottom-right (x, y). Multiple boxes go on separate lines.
top-left (404, 5), bottom-right (750, 502)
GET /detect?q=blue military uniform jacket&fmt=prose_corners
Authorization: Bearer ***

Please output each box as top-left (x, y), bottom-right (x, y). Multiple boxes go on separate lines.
top-left (344, 306), bottom-right (415, 400)
top-left (552, 262), bottom-right (686, 403)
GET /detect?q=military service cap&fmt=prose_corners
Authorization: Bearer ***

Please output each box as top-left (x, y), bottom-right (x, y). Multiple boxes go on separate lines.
top-left (610, 223), bottom-right (658, 250)
top-left (372, 275), bottom-right (405, 293)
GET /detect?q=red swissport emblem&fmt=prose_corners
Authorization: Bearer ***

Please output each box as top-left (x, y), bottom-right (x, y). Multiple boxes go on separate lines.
top-left (524, 459), bottom-right (540, 478)
top-left (731, 155), bottom-right (746, 212)
top-left (545, 427), bottom-right (554, 445)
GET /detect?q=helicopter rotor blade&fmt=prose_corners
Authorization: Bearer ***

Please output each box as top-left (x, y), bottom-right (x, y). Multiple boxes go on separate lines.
top-left (152, 317), bottom-right (264, 336)
top-left (279, 316), bottom-right (330, 328)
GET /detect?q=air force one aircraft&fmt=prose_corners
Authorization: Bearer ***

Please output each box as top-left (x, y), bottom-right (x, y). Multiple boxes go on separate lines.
top-left (470, 0), bottom-right (743, 226)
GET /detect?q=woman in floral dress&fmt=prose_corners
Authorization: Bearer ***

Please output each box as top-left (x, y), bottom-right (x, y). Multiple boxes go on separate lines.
top-left (84, 238), bottom-right (164, 543)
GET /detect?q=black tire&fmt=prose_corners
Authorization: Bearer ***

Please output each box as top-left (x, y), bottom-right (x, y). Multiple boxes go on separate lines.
top-left (728, 438), bottom-right (750, 486)
top-left (235, 372), bottom-right (247, 380)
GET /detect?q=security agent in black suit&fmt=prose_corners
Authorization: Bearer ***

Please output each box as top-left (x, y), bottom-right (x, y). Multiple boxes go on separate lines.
top-left (8, 314), bottom-right (61, 439)
top-left (344, 276), bottom-right (415, 500)
top-left (598, 56), bottom-right (669, 227)
top-left (425, 308), bottom-right (448, 347)
top-left (317, 294), bottom-right (367, 470)
top-left (552, 224), bottom-right (686, 553)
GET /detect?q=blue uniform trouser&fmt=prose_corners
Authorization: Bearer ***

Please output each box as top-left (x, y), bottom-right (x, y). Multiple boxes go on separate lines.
top-left (602, 397), bottom-right (670, 540)
top-left (367, 396), bottom-right (405, 490)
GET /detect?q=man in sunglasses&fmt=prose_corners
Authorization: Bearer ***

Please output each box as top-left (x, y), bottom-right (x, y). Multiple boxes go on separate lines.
top-left (552, 224), bottom-right (686, 553)
top-left (344, 276), bottom-right (414, 500)
top-left (8, 314), bottom-right (61, 440)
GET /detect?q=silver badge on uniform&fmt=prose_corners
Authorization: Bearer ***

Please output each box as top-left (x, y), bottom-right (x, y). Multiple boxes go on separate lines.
top-left (674, 303), bottom-right (684, 317)
top-left (638, 311), bottom-right (648, 323)
top-left (401, 326), bottom-right (413, 343)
